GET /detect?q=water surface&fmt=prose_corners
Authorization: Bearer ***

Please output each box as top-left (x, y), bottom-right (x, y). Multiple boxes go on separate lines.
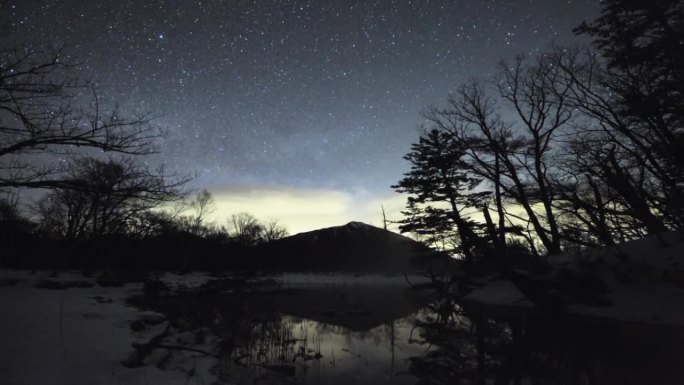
top-left (132, 273), bottom-right (684, 385)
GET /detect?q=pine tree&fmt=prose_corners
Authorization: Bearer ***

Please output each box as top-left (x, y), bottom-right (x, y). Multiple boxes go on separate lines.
top-left (393, 129), bottom-right (489, 269)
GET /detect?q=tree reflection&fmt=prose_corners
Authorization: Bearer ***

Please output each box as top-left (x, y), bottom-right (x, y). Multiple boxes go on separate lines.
top-left (410, 298), bottom-right (684, 385)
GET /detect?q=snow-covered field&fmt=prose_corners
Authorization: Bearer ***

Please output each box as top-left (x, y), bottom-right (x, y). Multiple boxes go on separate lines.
top-left (0, 271), bottom-right (216, 385)
top-left (0, 270), bottom-right (431, 385)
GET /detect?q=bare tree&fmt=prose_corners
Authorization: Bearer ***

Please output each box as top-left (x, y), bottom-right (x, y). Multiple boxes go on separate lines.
top-left (227, 213), bottom-right (288, 246)
top-left (493, 54), bottom-right (574, 254)
top-left (421, 52), bottom-right (574, 256)
top-left (381, 205), bottom-right (388, 231)
top-left (547, 47), bottom-right (674, 238)
top-left (227, 212), bottom-right (265, 246)
top-left (261, 219), bottom-right (289, 242)
top-left (425, 81), bottom-right (516, 252)
top-left (188, 189), bottom-right (215, 235)
top-left (0, 46), bottom-right (167, 190)
top-left (0, 190), bottom-right (20, 222)
top-left (36, 157), bottom-right (184, 241)
top-left (407, 45), bottom-right (680, 257)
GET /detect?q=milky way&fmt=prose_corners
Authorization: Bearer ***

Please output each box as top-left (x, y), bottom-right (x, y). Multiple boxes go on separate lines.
top-left (2, 0), bottom-right (599, 230)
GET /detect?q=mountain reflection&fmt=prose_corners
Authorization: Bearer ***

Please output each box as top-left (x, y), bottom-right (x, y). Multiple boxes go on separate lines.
top-left (129, 274), bottom-right (430, 384)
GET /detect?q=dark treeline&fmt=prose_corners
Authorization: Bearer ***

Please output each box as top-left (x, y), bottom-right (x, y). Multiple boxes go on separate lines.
top-left (0, 186), bottom-right (288, 271)
top-left (394, 0), bottom-right (684, 279)
top-left (0, 43), bottom-right (287, 271)
top-left (0, 188), bottom-right (291, 271)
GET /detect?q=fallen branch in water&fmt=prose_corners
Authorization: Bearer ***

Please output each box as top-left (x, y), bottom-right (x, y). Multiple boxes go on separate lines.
top-left (403, 272), bottom-right (417, 288)
top-left (404, 271), bottom-right (435, 290)
top-left (154, 344), bottom-right (218, 357)
top-left (122, 323), bottom-right (219, 367)
top-left (123, 322), bottom-right (171, 367)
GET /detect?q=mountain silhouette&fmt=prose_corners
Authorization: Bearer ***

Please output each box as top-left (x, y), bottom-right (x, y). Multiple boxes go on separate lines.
top-left (252, 221), bottom-right (446, 272)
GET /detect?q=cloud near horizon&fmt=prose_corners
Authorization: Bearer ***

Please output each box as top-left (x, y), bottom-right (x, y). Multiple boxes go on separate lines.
top-left (206, 184), bottom-right (407, 235)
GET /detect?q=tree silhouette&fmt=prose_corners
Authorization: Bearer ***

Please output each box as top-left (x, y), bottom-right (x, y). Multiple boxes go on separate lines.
top-left (0, 46), bottom-right (168, 190)
top-left (419, 53), bottom-right (574, 257)
top-left (261, 219), bottom-right (289, 243)
top-left (393, 129), bottom-right (487, 269)
top-left (575, 0), bottom-right (684, 228)
top-left (36, 157), bottom-right (183, 242)
top-left (227, 212), bottom-right (288, 246)
top-left (188, 189), bottom-right (215, 236)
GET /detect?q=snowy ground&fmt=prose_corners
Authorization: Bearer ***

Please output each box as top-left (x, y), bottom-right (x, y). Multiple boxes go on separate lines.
top-left (0, 270), bottom-right (217, 385)
top-left (4, 248), bottom-right (682, 385)
top-left (156, 271), bottom-right (430, 287)
top-left (266, 272), bottom-right (431, 287)
top-left (461, 231), bottom-right (684, 326)
top-left (0, 270), bottom-right (431, 385)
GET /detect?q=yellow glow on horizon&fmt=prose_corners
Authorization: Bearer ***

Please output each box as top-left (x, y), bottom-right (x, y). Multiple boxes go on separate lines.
top-left (200, 184), bottom-right (538, 243)
top-left (207, 184), bottom-right (407, 235)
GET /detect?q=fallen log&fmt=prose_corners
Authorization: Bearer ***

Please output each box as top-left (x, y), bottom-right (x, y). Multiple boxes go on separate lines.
top-left (122, 322), bottom-right (171, 368)
top-left (153, 344), bottom-right (218, 357)
top-left (121, 323), bottom-right (219, 367)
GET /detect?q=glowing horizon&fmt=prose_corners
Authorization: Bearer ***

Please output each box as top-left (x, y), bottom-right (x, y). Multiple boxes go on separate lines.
top-left (205, 184), bottom-right (407, 235)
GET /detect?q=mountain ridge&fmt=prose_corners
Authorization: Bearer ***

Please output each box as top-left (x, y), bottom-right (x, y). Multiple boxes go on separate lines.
top-left (252, 221), bottom-right (447, 273)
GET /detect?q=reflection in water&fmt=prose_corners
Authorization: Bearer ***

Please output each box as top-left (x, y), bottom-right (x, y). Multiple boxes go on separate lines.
top-left (410, 300), bottom-right (684, 385)
top-left (225, 315), bottom-right (427, 384)
top-left (130, 276), bottom-right (684, 385)
top-left (130, 277), bottom-right (431, 384)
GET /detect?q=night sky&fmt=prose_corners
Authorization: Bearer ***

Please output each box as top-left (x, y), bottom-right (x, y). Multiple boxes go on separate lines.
top-left (3, 0), bottom-right (599, 233)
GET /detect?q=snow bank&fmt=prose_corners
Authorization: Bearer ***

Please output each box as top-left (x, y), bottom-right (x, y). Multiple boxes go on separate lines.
top-left (0, 270), bottom-right (217, 385)
top-left (270, 272), bottom-right (431, 287)
top-left (461, 232), bottom-right (684, 326)
top-left (461, 279), bottom-right (534, 308)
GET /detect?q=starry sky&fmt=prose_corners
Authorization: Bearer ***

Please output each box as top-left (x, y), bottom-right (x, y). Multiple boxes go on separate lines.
top-left (3, 0), bottom-right (599, 233)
